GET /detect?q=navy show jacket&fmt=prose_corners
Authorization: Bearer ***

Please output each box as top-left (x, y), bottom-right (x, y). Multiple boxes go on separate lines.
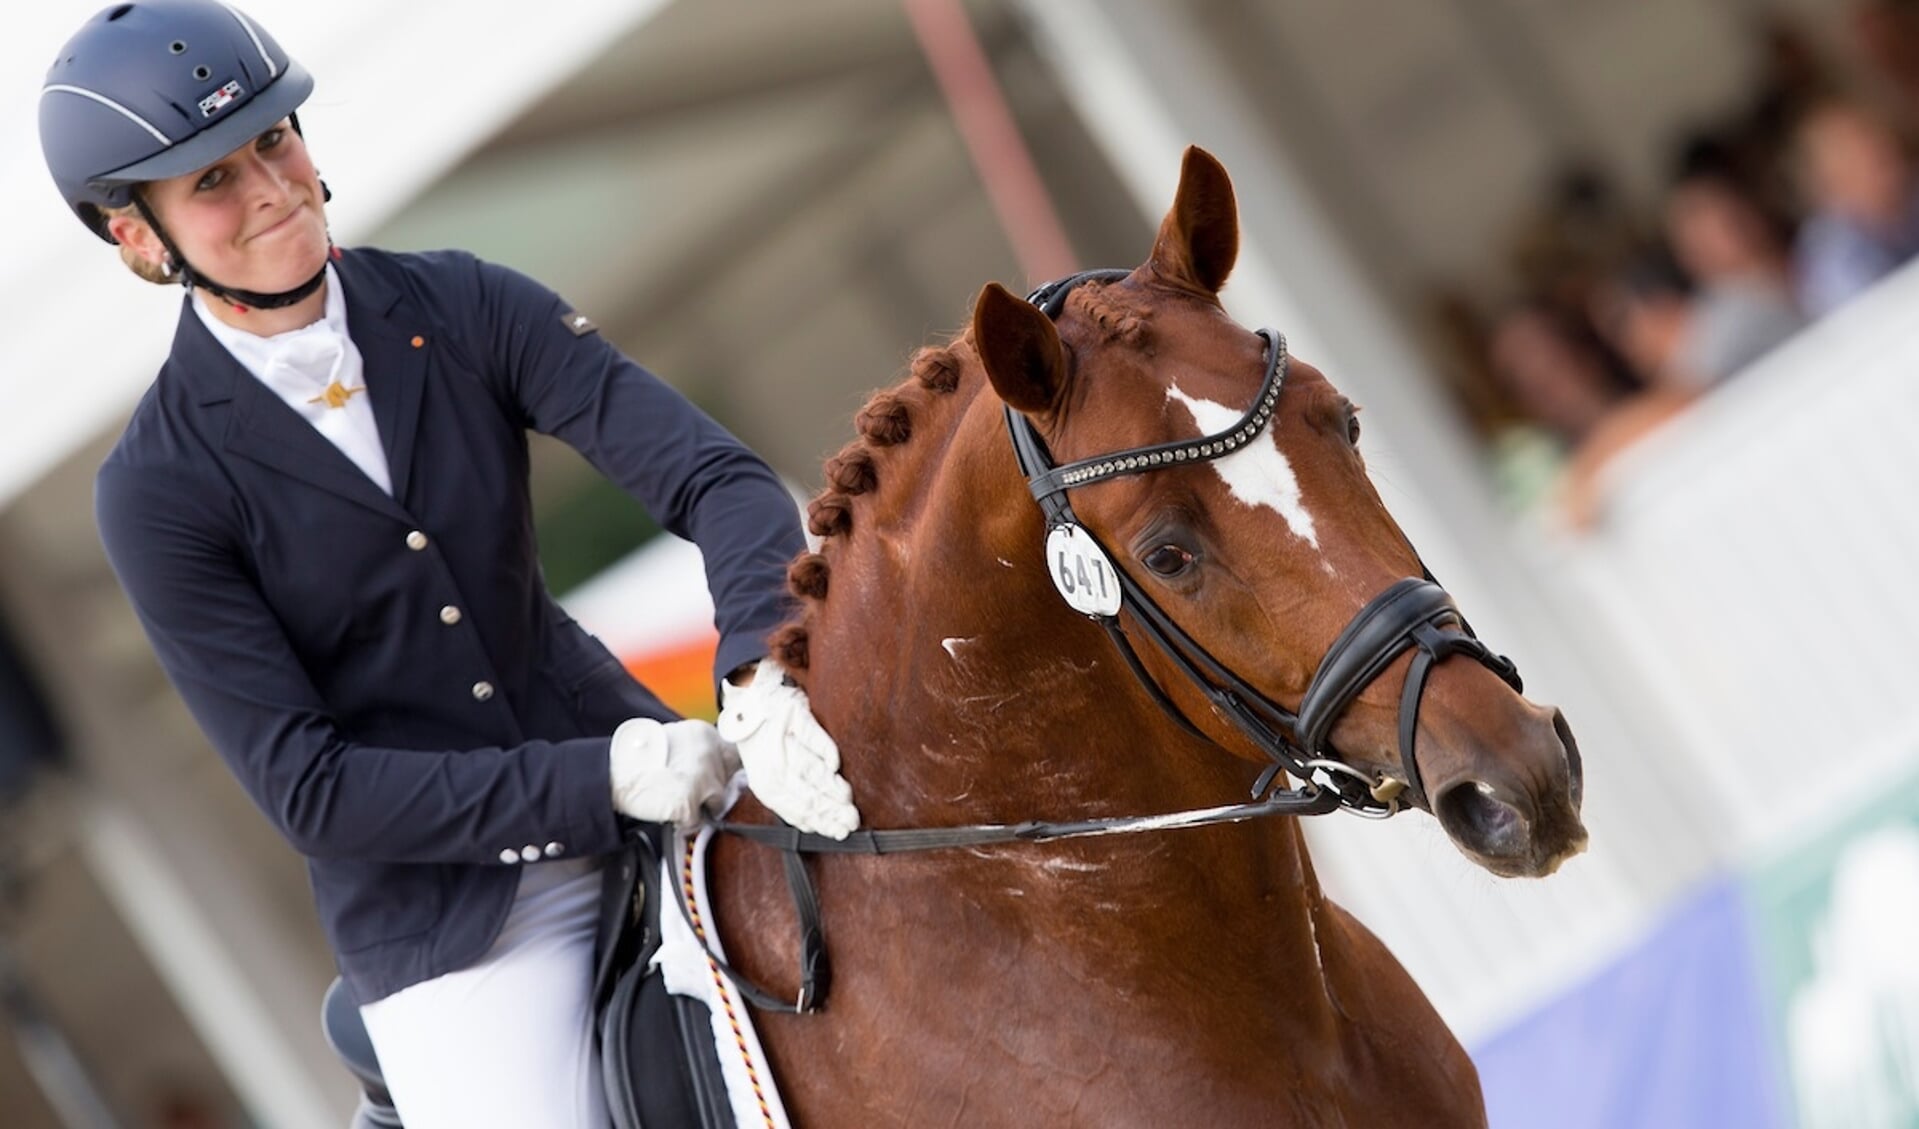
top-left (96, 247), bottom-right (804, 1002)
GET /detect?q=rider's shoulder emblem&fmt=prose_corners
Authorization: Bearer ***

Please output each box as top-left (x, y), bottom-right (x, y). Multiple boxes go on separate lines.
top-left (561, 310), bottom-right (598, 337)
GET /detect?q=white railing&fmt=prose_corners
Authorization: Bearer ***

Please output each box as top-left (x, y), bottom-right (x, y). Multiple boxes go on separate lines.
top-left (1550, 263), bottom-right (1919, 844)
top-left (1553, 263), bottom-right (1919, 854)
top-left (1307, 259), bottom-right (1919, 1041)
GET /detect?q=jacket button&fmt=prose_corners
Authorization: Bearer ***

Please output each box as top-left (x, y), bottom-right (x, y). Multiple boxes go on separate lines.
top-left (472, 681), bottom-right (494, 702)
top-left (439, 605), bottom-right (463, 626)
top-left (406, 531), bottom-right (428, 551)
top-left (498, 848), bottom-right (519, 864)
top-left (543, 841), bottom-right (565, 859)
top-left (521, 845), bottom-right (542, 863)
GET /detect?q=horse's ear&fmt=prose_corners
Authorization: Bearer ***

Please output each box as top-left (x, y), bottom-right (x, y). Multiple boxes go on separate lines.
top-left (1147, 146), bottom-right (1239, 296)
top-left (973, 281), bottom-right (1068, 415)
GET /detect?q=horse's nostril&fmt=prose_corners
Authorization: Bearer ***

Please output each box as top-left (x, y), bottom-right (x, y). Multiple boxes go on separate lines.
top-left (1436, 780), bottom-right (1527, 857)
top-left (1553, 709), bottom-right (1583, 811)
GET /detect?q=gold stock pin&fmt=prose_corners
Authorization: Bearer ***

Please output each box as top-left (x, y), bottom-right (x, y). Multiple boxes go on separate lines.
top-left (308, 382), bottom-right (367, 410)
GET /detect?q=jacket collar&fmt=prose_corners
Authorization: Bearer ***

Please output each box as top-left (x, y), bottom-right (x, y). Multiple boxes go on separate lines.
top-left (167, 248), bottom-right (429, 514)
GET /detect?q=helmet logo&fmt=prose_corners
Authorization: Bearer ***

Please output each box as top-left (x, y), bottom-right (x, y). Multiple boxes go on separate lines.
top-left (197, 80), bottom-right (245, 118)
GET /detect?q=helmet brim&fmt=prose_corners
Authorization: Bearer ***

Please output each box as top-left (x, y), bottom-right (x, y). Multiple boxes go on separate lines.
top-left (91, 62), bottom-right (314, 190)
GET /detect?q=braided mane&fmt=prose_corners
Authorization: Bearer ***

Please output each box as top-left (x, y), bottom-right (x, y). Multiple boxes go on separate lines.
top-left (767, 336), bottom-right (972, 674)
top-left (769, 282), bottom-right (1149, 674)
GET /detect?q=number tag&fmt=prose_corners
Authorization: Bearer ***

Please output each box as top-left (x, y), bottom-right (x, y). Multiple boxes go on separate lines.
top-left (1045, 524), bottom-right (1123, 617)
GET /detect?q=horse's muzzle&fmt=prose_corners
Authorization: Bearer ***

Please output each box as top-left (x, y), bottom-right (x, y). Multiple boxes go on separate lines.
top-left (1433, 708), bottom-right (1587, 878)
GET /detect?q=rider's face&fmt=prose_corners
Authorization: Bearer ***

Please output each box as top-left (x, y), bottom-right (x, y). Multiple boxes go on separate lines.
top-left (111, 120), bottom-right (330, 295)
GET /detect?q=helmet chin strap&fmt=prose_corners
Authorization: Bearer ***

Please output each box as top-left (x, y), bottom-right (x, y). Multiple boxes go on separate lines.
top-left (130, 189), bottom-right (331, 314)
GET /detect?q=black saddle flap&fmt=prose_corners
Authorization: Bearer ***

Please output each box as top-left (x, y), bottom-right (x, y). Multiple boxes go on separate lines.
top-left (597, 828), bottom-right (739, 1129)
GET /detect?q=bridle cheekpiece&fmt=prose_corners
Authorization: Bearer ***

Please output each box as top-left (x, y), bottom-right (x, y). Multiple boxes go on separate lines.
top-left (1003, 268), bottom-right (1524, 817)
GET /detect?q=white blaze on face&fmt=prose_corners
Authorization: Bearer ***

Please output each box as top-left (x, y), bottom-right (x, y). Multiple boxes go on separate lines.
top-left (1166, 385), bottom-right (1320, 548)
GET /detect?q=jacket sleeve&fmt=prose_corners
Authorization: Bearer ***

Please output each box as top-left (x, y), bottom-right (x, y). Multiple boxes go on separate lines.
top-left (468, 257), bottom-right (806, 685)
top-left (96, 459), bottom-right (627, 865)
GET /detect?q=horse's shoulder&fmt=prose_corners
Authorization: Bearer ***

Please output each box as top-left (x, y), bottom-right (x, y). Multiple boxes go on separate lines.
top-left (1311, 898), bottom-right (1486, 1125)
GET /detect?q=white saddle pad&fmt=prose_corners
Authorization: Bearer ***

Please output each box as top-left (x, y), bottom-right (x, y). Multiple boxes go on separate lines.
top-left (652, 777), bottom-right (796, 1129)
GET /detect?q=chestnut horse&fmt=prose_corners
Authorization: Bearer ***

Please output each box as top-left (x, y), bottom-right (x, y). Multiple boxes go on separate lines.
top-left (708, 147), bottom-right (1586, 1127)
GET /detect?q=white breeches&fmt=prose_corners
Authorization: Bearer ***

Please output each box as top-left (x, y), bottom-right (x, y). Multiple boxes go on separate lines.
top-left (359, 856), bottom-right (608, 1129)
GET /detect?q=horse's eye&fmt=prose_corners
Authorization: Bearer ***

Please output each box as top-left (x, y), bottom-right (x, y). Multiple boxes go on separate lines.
top-left (1143, 544), bottom-right (1195, 577)
top-left (1346, 410), bottom-right (1362, 446)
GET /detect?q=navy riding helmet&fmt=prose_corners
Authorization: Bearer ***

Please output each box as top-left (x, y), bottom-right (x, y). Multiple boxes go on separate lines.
top-left (39, 0), bottom-right (328, 308)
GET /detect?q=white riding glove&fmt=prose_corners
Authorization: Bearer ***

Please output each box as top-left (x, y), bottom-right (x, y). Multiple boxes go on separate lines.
top-left (608, 718), bottom-right (739, 830)
top-left (717, 660), bottom-right (860, 839)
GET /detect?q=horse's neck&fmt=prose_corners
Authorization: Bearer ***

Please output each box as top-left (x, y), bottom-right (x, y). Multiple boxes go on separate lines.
top-left (804, 389), bottom-right (1185, 821)
top-left (719, 375), bottom-right (1381, 1094)
top-left (800, 385), bottom-right (1339, 1004)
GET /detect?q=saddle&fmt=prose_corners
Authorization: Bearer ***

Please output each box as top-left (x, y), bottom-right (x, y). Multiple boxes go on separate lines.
top-left (321, 829), bottom-right (738, 1129)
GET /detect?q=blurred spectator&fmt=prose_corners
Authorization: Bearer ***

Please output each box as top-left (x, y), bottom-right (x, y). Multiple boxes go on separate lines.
top-left (1596, 253), bottom-right (1694, 387)
top-left (1556, 249), bottom-right (1786, 529)
top-left (1484, 301), bottom-right (1641, 516)
top-left (1847, 0), bottom-right (1919, 121)
top-left (1507, 165), bottom-right (1645, 317)
top-left (1754, 16), bottom-right (1841, 129)
top-left (1422, 287), bottom-right (1519, 442)
top-left (1461, 14), bottom-right (1919, 527)
top-left (1593, 244), bottom-right (1799, 393)
top-left (1692, 19), bottom-right (1837, 224)
top-left (1661, 170), bottom-right (1806, 384)
top-left (1555, 384), bottom-right (1695, 532)
top-left (1792, 98), bottom-right (1919, 314)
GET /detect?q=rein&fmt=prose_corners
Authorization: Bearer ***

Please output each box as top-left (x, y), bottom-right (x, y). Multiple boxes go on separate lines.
top-left (716, 786), bottom-right (1341, 856)
top-left (703, 267), bottom-right (1522, 1016)
top-left (696, 781), bottom-right (1342, 1015)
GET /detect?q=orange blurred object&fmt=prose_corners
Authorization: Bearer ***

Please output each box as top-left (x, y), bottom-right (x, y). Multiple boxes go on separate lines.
top-left (622, 632), bottom-right (721, 722)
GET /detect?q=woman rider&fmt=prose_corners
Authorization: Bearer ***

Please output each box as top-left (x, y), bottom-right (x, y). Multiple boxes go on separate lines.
top-left (38, 2), bottom-right (858, 1125)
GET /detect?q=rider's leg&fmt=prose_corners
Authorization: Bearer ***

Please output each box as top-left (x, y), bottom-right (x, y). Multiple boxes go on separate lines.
top-left (358, 856), bottom-right (610, 1129)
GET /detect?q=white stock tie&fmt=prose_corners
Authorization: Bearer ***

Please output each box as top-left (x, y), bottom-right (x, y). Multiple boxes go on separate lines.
top-left (268, 328), bottom-right (347, 400)
top-left (266, 327), bottom-right (392, 495)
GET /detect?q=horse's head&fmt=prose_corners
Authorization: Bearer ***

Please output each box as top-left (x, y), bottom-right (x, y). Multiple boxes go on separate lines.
top-left (970, 147), bottom-right (1586, 878)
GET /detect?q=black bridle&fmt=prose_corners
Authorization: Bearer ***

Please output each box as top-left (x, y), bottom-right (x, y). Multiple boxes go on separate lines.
top-left (1007, 268), bottom-right (1524, 817)
top-left (705, 267), bottom-right (1524, 1014)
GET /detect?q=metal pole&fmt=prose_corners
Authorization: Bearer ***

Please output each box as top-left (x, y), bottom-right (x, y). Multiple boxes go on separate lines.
top-left (0, 926), bottom-right (126, 1129)
top-left (902, 0), bottom-right (1079, 284)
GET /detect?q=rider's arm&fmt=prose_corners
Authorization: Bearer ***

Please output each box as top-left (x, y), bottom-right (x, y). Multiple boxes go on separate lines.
top-left (96, 460), bottom-right (627, 865)
top-left (464, 254), bottom-right (805, 686)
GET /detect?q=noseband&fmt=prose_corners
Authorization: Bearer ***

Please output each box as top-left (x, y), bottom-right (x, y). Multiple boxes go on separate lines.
top-left (1006, 269), bottom-right (1523, 815)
